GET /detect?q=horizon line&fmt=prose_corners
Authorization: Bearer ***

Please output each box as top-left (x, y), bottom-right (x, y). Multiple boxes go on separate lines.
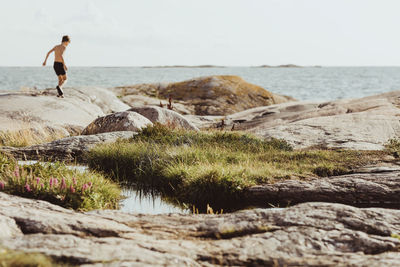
top-left (2, 65), bottom-right (400, 68)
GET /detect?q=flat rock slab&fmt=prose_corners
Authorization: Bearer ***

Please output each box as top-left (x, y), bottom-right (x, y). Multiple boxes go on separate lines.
top-left (227, 91), bottom-right (400, 150)
top-left (246, 171), bottom-right (400, 208)
top-left (0, 131), bottom-right (136, 162)
top-left (0, 87), bottom-right (130, 142)
top-left (0, 193), bottom-right (400, 266)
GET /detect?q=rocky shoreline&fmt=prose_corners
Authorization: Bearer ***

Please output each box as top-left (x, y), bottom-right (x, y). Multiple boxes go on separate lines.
top-left (1, 75), bottom-right (400, 265)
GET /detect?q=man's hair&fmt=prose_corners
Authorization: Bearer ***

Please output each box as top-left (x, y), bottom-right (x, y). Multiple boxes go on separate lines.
top-left (62, 35), bottom-right (70, 43)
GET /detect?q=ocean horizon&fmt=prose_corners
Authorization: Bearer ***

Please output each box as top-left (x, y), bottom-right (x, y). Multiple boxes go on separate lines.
top-left (1, 66), bottom-right (400, 101)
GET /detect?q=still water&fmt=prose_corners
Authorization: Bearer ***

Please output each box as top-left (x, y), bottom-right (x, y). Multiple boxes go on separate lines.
top-left (120, 188), bottom-right (188, 214)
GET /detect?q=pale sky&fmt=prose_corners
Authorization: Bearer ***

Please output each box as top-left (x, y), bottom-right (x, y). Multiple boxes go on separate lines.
top-left (1, 0), bottom-right (400, 66)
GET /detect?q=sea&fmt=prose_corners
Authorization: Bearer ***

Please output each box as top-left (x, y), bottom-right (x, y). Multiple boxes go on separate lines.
top-left (1, 66), bottom-right (400, 101)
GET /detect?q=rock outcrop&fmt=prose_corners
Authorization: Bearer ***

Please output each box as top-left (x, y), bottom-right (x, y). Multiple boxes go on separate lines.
top-left (245, 168), bottom-right (400, 208)
top-left (0, 87), bottom-right (130, 145)
top-left (111, 76), bottom-right (295, 116)
top-left (0, 192), bottom-right (399, 266)
top-left (129, 106), bottom-right (199, 131)
top-left (0, 131), bottom-right (136, 162)
top-left (82, 111), bottom-right (152, 135)
top-left (221, 91), bottom-right (400, 150)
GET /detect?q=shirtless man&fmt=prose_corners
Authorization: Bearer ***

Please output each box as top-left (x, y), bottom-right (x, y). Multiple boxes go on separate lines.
top-left (42, 35), bottom-right (71, 98)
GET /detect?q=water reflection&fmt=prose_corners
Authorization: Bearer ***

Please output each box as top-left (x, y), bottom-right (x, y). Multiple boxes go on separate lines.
top-left (120, 188), bottom-right (189, 214)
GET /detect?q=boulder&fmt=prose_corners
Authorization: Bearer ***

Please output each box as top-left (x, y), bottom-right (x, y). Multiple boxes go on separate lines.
top-left (129, 106), bottom-right (199, 131)
top-left (0, 131), bottom-right (136, 162)
top-left (0, 87), bottom-right (130, 145)
top-left (82, 111), bottom-right (153, 135)
top-left (0, 192), bottom-right (400, 266)
top-left (111, 76), bottom-right (295, 116)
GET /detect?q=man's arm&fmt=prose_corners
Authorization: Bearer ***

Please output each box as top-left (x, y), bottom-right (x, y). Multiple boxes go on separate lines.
top-left (61, 57), bottom-right (67, 71)
top-left (61, 47), bottom-right (67, 71)
top-left (42, 47), bottom-right (55, 66)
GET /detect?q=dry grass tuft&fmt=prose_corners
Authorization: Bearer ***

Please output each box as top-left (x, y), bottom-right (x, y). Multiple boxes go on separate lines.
top-left (0, 129), bottom-right (67, 147)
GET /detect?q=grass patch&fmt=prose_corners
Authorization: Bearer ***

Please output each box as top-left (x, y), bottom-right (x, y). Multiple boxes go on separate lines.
top-left (0, 129), bottom-right (66, 147)
top-left (87, 124), bottom-right (384, 210)
top-left (0, 153), bottom-right (121, 211)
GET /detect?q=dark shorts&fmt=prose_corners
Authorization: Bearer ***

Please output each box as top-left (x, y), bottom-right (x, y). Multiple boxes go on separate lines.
top-left (53, 62), bottom-right (66, 76)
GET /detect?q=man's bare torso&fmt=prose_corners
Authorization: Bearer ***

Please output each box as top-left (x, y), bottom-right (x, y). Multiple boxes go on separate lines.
top-left (53, 44), bottom-right (66, 63)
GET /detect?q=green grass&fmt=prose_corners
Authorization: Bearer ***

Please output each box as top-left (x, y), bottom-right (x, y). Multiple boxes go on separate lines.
top-left (0, 153), bottom-right (121, 211)
top-left (87, 124), bottom-right (383, 210)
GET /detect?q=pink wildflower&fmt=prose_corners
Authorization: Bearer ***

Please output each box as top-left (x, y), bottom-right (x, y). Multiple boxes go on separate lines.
top-left (69, 185), bottom-right (75, 193)
top-left (88, 182), bottom-right (93, 187)
top-left (49, 178), bottom-right (53, 187)
top-left (72, 177), bottom-right (77, 185)
top-left (82, 184), bottom-right (89, 191)
top-left (24, 183), bottom-right (32, 192)
top-left (61, 178), bottom-right (67, 190)
top-left (40, 183), bottom-right (44, 189)
top-left (36, 177), bottom-right (40, 185)
top-left (0, 181), bottom-right (5, 190)
top-left (54, 178), bottom-right (59, 186)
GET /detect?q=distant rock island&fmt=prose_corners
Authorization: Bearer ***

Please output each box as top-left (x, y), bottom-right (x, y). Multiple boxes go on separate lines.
top-left (256, 64), bottom-right (322, 68)
top-left (141, 65), bottom-right (226, 68)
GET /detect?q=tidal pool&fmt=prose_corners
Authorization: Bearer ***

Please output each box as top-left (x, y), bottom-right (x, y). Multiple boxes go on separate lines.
top-left (17, 161), bottom-right (188, 214)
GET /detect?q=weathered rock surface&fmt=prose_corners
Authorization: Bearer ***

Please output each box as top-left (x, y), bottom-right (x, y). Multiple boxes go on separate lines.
top-left (245, 170), bottom-right (400, 208)
top-left (111, 75), bottom-right (295, 116)
top-left (0, 192), bottom-right (400, 266)
top-left (183, 114), bottom-right (225, 129)
top-left (118, 93), bottom-right (194, 115)
top-left (0, 87), bottom-right (130, 143)
top-left (129, 106), bottom-right (199, 131)
top-left (0, 131), bottom-right (136, 162)
top-left (82, 111), bottom-right (152, 135)
top-left (223, 91), bottom-right (400, 150)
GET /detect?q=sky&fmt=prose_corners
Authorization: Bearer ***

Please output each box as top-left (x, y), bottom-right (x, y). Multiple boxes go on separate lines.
top-left (1, 0), bottom-right (400, 66)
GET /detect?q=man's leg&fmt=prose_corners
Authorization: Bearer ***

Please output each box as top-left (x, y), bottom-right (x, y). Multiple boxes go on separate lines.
top-left (56, 75), bottom-right (65, 97)
top-left (61, 74), bottom-right (67, 87)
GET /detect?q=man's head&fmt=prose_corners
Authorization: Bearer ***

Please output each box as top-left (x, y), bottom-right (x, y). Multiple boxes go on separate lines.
top-left (61, 35), bottom-right (70, 46)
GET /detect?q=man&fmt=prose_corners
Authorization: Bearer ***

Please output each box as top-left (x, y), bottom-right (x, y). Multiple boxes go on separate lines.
top-left (42, 35), bottom-right (71, 98)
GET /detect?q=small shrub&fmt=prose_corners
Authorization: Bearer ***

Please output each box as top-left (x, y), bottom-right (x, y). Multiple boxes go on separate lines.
top-left (385, 138), bottom-right (400, 158)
